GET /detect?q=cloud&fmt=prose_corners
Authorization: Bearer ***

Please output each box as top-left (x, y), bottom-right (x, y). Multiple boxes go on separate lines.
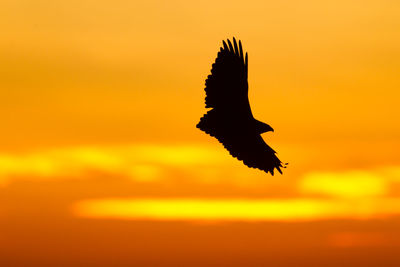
top-left (0, 144), bottom-right (230, 186)
top-left (72, 197), bottom-right (400, 222)
top-left (0, 153), bottom-right (58, 186)
top-left (299, 170), bottom-right (387, 198)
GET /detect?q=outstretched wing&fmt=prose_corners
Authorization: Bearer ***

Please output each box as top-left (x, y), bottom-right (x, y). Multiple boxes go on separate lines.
top-left (198, 111), bottom-right (285, 175)
top-left (197, 38), bottom-right (285, 175)
top-left (204, 37), bottom-right (250, 113)
top-left (216, 132), bottom-right (284, 175)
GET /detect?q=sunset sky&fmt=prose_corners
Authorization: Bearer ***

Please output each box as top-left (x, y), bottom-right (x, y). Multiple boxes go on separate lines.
top-left (1, 0), bottom-right (400, 266)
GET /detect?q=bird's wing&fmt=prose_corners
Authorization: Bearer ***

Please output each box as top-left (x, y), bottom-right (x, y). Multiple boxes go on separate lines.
top-left (198, 38), bottom-right (285, 175)
top-left (216, 132), bottom-right (284, 175)
top-left (204, 38), bottom-right (250, 112)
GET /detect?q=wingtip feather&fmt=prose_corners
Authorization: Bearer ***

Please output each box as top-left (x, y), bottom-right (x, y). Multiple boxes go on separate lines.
top-left (222, 40), bottom-right (228, 51)
top-left (227, 39), bottom-right (234, 52)
top-left (238, 40), bottom-right (243, 60)
top-left (233, 37), bottom-right (239, 55)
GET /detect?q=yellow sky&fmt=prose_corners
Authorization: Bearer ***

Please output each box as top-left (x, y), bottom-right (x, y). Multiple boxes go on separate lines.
top-left (1, 0), bottom-right (400, 266)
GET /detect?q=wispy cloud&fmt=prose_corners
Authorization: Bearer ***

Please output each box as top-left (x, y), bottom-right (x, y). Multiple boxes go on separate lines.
top-left (69, 167), bottom-right (400, 222)
top-left (73, 197), bottom-right (400, 222)
top-left (299, 170), bottom-right (387, 198)
top-left (0, 144), bottom-right (231, 186)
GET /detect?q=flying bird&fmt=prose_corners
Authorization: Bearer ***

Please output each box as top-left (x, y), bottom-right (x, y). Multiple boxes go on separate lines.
top-left (196, 38), bottom-right (286, 175)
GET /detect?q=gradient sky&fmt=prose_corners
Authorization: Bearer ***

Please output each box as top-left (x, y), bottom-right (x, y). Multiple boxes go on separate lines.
top-left (1, 0), bottom-right (400, 266)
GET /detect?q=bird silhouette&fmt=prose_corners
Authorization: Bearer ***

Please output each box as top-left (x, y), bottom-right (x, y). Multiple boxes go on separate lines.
top-left (196, 37), bottom-right (286, 175)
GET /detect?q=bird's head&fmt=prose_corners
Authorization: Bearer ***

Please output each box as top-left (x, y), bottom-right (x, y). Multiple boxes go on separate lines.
top-left (260, 124), bottom-right (274, 133)
top-left (256, 120), bottom-right (274, 134)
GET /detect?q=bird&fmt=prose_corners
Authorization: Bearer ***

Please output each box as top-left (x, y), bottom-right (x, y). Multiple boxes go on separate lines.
top-left (196, 37), bottom-right (286, 175)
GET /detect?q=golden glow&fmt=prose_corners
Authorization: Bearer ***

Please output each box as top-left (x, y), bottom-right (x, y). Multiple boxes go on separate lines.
top-left (299, 171), bottom-right (387, 198)
top-left (0, 144), bottom-right (229, 185)
top-left (73, 197), bottom-right (400, 221)
top-left (1, 0), bottom-right (400, 265)
top-left (0, 154), bottom-right (56, 178)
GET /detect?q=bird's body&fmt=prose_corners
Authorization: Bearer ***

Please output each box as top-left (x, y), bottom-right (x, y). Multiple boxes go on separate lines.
top-left (196, 38), bottom-right (285, 175)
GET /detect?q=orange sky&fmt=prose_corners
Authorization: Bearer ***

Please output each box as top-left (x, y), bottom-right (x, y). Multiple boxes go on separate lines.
top-left (1, 0), bottom-right (400, 266)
